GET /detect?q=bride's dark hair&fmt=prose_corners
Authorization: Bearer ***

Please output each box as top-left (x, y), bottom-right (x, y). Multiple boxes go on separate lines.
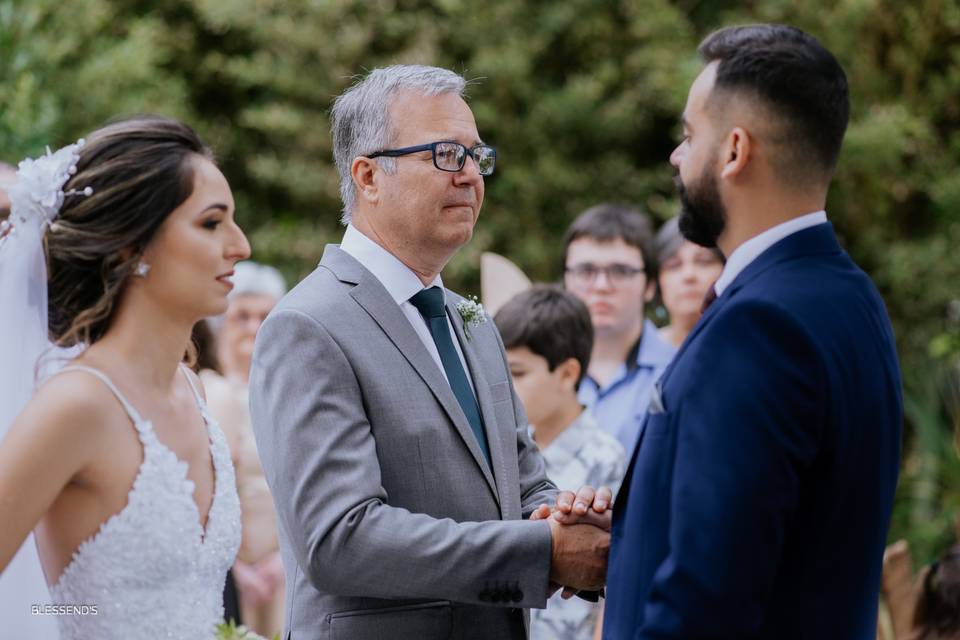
top-left (45, 115), bottom-right (213, 347)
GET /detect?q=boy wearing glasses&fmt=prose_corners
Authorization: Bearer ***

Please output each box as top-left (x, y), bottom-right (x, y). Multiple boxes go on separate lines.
top-left (562, 204), bottom-right (676, 454)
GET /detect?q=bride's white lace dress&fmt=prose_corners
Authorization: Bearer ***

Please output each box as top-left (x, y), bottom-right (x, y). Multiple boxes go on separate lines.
top-left (47, 365), bottom-right (241, 640)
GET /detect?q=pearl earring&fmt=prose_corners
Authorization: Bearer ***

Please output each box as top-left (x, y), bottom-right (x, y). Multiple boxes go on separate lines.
top-left (134, 261), bottom-right (151, 277)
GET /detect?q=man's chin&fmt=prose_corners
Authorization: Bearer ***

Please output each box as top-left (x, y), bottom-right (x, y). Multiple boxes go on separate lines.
top-left (437, 223), bottom-right (474, 251)
top-left (590, 318), bottom-right (623, 336)
top-left (678, 211), bottom-right (720, 249)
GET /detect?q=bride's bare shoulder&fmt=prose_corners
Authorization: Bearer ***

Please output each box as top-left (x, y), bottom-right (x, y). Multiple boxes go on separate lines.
top-left (22, 369), bottom-right (124, 438)
top-left (1, 369), bottom-right (122, 479)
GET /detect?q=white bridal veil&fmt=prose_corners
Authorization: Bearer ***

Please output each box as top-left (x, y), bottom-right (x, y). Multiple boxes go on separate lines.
top-left (0, 142), bottom-right (89, 639)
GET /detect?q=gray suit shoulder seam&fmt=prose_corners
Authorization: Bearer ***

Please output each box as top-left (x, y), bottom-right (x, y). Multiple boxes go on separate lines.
top-left (268, 307), bottom-right (351, 361)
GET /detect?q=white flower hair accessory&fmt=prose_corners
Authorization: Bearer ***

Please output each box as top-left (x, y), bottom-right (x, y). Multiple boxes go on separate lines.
top-left (6, 139), bottom-right (91, 231)
top-left (456, 295), bottom-right (487, 339)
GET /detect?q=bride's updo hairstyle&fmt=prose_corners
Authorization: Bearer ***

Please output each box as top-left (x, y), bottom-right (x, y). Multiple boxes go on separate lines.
top-left (45, 115), bottom-right (213, 347)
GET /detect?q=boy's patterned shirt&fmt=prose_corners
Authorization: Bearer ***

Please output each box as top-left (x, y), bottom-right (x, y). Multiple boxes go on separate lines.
top-left (529, 409), bottom-right (627, 640)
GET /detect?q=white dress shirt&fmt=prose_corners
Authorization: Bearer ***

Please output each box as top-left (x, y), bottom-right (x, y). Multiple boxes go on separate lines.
top-left (714, 210), bottom-right (828, 295)
top-left (339, 224), bottom-right (474, 392)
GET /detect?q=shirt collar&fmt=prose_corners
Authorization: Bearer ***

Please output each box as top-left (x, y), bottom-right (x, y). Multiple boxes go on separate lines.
top-left (583, 319), bottom-right (676, 391)
top-left (633, 319), bottom-right (677, 370)
top-left (339, 224), bottom-right (443, 304)
top-left (714, 211), bottom-right (827, 296)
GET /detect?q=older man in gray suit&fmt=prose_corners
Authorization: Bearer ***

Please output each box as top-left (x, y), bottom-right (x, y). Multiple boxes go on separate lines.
top-left (249, 65), bottom-right (610, 640)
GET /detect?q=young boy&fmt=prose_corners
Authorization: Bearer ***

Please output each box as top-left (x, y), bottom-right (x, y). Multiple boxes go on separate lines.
top-left (494, 285), bottom-right (626, 640)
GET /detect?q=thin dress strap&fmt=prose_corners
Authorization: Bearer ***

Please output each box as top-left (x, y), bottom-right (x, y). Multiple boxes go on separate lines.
top-left (178, 364), bottom-right (206, 410)
top-left (56, 365), bottom-right (145, 425)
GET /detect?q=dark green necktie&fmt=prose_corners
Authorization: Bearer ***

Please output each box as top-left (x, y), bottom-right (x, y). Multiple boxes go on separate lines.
top-left (409, 286), bottom-right (491, 468)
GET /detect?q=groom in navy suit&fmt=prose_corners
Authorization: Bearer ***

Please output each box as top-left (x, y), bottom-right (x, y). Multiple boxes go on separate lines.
top-left (603, 25), bottom-right (902, 639)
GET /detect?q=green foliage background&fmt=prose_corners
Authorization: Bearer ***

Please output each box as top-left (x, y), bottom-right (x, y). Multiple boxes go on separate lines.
top-left (2, 0), bottom-right (958, 563)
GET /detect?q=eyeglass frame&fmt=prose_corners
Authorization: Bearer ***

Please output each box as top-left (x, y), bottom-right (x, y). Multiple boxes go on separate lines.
top-left (367, 141), bottom-right (497, 176)
top-left (564, 262), bottom-right (647, 286)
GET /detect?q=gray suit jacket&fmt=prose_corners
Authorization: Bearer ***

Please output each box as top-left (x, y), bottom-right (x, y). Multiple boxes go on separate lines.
top-left (249, 245), bottom-right (557, 640)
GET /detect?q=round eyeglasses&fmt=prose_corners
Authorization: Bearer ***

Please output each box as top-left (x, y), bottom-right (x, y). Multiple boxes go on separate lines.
top-left (368, 141), bottom-right (496, 176)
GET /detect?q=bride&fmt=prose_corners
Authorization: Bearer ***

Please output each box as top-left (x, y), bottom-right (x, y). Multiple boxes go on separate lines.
top-left (0, 116), bottom-right (249, 638)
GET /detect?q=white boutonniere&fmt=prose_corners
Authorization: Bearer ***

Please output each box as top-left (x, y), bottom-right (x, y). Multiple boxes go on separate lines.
top-left (456, 295), bottom-right (486, 339)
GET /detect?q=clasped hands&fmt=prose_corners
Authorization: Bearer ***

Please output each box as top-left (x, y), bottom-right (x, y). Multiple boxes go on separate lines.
top-left (530, 485), bottom-right (612, 599)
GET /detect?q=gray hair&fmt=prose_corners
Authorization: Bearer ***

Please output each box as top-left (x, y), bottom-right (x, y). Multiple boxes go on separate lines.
top-left (206, 261), bottom-right (287, 333)
top-left (229, 260), bottom-right (287, 300)
top-left (330, 65), bottom-right (468, 224)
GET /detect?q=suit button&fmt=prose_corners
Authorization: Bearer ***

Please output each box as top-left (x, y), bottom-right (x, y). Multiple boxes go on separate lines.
top-left (511, 589), bottom-right (523, 602)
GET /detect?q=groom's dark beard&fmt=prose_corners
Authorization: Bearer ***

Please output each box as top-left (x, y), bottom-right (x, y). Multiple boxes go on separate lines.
top-left (675, 170), bottom-right (726, 249)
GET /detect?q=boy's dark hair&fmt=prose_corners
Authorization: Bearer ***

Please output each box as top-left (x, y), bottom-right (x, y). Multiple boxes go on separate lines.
top-left (494, 285), bottom-right (593, 389)
top-left (561, 203), bottom-right (657, 281)
top-left (914, 544), bottom-right (960, 639)
top-left (698, 24), bottom-right (849, 186)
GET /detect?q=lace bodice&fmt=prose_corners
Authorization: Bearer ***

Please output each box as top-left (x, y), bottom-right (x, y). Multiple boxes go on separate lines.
top-left (47, 365), bottom-right (241, 640)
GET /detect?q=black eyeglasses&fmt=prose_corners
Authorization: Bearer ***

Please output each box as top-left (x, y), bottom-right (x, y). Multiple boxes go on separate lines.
top-left (368, 141), bottom-right (496, 176)
top-left (565, 263), bottom-right (646, 286)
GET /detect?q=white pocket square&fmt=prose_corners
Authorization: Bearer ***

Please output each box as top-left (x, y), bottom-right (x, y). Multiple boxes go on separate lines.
top-left (649, 381), bottom-right (666, 415)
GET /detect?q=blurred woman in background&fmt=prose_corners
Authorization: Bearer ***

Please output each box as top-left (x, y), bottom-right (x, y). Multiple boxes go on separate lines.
top-left (655, 217), bottom-right (724, 348)
top-left (201, 260), bottom-right (287, 638)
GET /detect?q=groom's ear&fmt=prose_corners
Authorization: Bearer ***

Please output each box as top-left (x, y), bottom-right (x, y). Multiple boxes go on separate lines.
top-left (351, 156), bottom-right (380, 206)
top-left (720, 126), bottom-right (752, 181)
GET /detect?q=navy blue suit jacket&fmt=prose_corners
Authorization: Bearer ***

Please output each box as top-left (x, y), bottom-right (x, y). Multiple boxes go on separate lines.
top-left (604, 223), bottom-right (902, 639)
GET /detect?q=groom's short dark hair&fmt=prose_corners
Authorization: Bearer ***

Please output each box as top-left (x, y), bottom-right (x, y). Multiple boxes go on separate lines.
top-left (494, 285), bottom-right (593, 389)
top-left (699, 24), bottom-right (849, 186)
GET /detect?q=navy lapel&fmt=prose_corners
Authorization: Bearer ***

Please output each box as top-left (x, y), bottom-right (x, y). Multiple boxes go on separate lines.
top-left (617, 223), bottom-right (843, 511)
top-left (320, 246), bottom-right (500, 501)
top-left (658, 223), bottom-right (841, 391)
top-left (720, 222), bottom-right (841, 302)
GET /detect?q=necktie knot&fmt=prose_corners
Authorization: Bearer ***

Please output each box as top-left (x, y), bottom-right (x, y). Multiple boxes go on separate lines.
top-left (410, 286), bottom-right (446, 319)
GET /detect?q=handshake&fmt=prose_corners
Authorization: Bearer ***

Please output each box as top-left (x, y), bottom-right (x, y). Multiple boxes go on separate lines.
top-left (530, 485), bottom-right (612, 598)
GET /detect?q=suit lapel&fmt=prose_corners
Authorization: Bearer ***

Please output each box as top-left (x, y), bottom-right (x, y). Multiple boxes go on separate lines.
top-left (655, 291), bottom-right (725, 391)
top-left (447, 299), bottom-right (503, 509)
top-left (321, 247), bottom-right (500, 500)
top-left (617, 223), bottom-right (843, 512)
top-left (658, 223), bottom-right (841, 392)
